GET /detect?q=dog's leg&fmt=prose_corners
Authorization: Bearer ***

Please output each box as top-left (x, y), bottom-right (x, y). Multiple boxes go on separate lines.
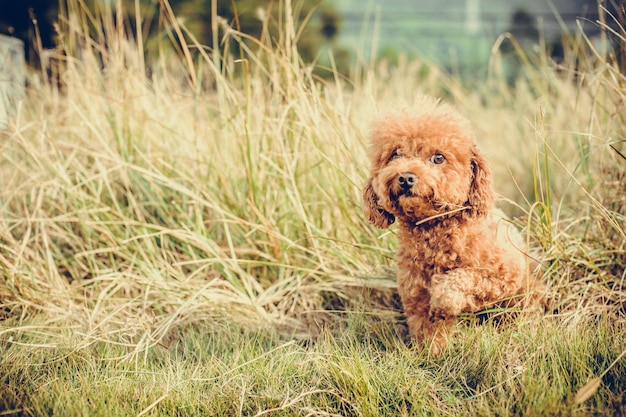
top-left (407, 313), bottom-right (454, 356)
top-left (401, 286), bottom-right (453, 356)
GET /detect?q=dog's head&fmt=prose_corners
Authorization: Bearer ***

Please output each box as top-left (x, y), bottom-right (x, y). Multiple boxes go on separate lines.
top-left (363, 100), bottom-right (494, 228)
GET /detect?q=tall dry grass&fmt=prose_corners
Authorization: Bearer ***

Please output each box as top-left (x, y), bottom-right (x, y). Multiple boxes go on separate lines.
top-left (0, 0), bottom-right (624, 361)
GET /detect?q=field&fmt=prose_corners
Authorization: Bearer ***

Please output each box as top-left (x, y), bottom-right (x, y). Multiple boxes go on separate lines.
top-left (1, 1), bottom-right (625, 415)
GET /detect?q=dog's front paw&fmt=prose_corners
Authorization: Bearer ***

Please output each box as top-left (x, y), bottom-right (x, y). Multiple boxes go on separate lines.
top-left (428, 306), bottom-right (449, 322)
top-left (429, 274), bottom-right (466, 321)
top-left (428, 302), bottom-right (463, 322)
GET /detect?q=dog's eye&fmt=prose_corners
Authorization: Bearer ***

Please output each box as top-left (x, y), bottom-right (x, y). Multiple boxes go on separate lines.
top-left (429, 153), bottom-right (446, 165)
top-left (388, 151), bottom-right (402, 162)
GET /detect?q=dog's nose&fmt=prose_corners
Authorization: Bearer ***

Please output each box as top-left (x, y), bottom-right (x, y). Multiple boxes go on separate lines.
top-left (398, 172), bottom-right (417, 189)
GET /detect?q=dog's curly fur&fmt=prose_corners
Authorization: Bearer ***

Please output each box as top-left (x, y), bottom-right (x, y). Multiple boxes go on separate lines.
top-left (363, 97), bottom-right (540, 354)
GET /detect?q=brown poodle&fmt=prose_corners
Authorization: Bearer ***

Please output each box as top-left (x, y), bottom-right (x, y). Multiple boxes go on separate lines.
top-left (363, 97), bottom-right (540, 354)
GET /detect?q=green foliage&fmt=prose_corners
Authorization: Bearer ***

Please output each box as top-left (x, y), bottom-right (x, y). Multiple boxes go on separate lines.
top-left (167, 0), bottom-right (349, 76)
top-left (173, 0), bottom-right (340, 60)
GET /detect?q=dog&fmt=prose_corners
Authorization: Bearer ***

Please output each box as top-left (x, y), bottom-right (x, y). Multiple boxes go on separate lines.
top-left (363, 97), bottom-right (540, 354)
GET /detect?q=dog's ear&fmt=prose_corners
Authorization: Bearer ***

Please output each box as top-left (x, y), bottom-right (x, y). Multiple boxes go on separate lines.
top-left (363, 178), bottom-right (395, 228)
top-left (467, 148), bottom-right (494, 217)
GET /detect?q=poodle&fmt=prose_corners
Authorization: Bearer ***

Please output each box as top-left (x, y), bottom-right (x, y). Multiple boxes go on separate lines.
top-left (362, 97), bottom-right (540, 354)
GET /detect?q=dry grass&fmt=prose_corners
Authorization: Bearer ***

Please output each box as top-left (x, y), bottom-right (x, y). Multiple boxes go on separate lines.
top-left (0, 0), bottom-right (625, 415)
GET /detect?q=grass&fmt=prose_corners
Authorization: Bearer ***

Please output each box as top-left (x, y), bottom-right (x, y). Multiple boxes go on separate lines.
top-left (1, 0), bottom-right (625, 415)
top-left (2, 316), bottom-right (625, 416)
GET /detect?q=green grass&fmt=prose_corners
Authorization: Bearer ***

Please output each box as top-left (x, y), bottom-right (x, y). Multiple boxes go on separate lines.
top-left (1, 0), bottom-right (625, 415)
top-left (2, 315), bottom-right (625, 416)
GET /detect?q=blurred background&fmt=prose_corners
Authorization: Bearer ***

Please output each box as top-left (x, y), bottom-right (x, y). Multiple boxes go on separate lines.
top-left (0, 0), bottom-right (623, 78)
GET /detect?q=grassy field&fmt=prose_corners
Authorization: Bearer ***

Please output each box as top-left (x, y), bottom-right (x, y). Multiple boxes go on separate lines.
top-left (1, 1), bottom-right (625, 415)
